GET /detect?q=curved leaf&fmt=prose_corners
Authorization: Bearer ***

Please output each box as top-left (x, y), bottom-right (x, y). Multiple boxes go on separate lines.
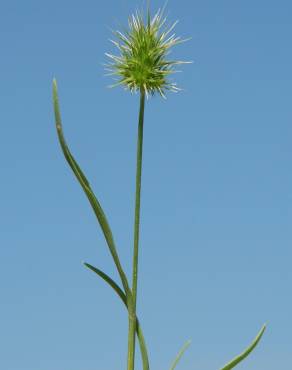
top-left (169, 340), bottom-right (191, 370)
top-left (220, 324), bottom-right (266, 370)
top-left (84, 262), bottom-right (127, 304)
top-left (84, 262), bottom-right (149, 370)
top-left (52, 79), bottom-right (131, 301)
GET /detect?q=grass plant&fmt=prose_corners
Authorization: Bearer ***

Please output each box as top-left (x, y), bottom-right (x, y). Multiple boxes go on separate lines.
top-left (52, 4), bottom-right (266, 370)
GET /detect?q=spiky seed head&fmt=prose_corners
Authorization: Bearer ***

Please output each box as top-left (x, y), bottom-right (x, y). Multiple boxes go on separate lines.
top-left (105, 7), bottom-right (190, 98)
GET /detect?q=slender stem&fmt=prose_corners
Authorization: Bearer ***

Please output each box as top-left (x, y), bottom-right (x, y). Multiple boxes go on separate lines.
top-left (127, 307), bottom-right (137, 370)
top-left (127, 89), bottom-right (146, 370)
top-left (132, 90), bottom-right (145, 310)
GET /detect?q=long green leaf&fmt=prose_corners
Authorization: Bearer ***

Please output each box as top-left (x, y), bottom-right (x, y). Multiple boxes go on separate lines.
top-left (84, 262), bottom-right (127, 304)
top-left (169, 340), bottom-right (191, 370)
top-left (220, 324), bottom-right (266, 370)
top-left (84, 262), bottom-right (149, 370)
top-left (52, 79), bottom-right (131, 301)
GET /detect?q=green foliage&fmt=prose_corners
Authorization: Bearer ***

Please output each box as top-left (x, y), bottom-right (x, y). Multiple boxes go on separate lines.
top-left (52, 4), bottom-right (266, 370)
top-left (220, 325), bottom-right (266, 370)
top-left (169, 340), bottom-right (191, 370)
top-left (53, 79), bottom-right (130, 298)
top-left (84, 262), bottom-right (149, 370)
top-left (52, 79), bottom-right (149, 370)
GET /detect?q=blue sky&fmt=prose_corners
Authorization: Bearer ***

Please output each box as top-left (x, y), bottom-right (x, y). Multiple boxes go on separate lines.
top-left (0, 1), bottom-right (291, 369)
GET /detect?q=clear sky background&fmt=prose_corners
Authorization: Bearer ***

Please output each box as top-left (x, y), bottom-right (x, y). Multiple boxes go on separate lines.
top-left (0, 1), bottom-right (291, 370)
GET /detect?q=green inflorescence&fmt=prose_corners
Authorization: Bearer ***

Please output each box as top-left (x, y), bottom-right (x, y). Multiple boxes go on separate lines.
top-left (105, 7), bottom-right (190, 98)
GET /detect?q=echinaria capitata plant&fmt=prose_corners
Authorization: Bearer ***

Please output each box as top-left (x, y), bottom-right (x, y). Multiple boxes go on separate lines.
top-left (52, 4), bottom-right (266, 370)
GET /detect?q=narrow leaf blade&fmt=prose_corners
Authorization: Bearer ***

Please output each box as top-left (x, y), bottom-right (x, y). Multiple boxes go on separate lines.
top-left (220, 324), bottom-right (266, 370)
top-left (52, 79), bottom-right (130, 297)
top-left (169, 340), bottom-right (191, 370)
top-left (84, 262), bottom-right (127, 305)
top-left (84, 262), bottom-right (150, 370)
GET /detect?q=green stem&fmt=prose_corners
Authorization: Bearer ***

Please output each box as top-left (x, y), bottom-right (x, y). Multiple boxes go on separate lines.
top-left (133, 90), bottom-right (145, 312)
top-left (127, 89), bottom-right (146, 370)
